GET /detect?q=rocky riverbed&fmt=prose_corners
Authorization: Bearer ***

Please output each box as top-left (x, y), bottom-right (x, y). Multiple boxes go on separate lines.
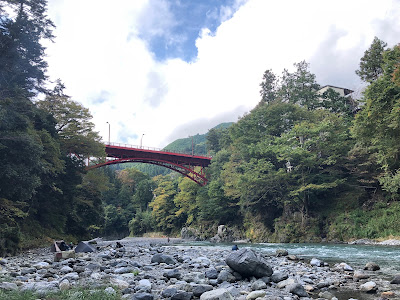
top-left (0, 237), bottom-right (399, 300)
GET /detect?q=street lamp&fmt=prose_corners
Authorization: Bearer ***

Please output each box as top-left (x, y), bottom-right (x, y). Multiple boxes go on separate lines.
top-left (140, 133), bottom-right (145, 148)
top-left (106, 122), bottom-right (110, 145)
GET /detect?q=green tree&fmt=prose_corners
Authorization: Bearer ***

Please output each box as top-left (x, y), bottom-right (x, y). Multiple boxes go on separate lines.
top-left (36, 81), bottom-right (104, 159)
top-left (149, 175), bottom-right (178, 232)
top-left (278, 61), bottom-right (320, 109)
top-left (356, 37), bottom-right (387, 83)
top-left (259, 69), bottom-right (278, 104)
top-left (0, 0), bottom-right (54, 99)
top-left (352, 44), bottom-right (400, 197)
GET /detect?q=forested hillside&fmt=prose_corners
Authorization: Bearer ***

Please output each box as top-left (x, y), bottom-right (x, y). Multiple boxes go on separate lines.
top-left (1, 0), bottom-right (400, 256)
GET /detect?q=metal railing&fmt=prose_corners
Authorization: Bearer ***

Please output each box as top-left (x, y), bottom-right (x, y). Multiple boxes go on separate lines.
top-left (104, 141), bottom-right (211, 158)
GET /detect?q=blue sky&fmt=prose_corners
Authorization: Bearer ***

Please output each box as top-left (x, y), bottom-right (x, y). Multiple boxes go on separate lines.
top-left (139, 0), bottom-right (243, 62)
top-left (45, 0), bottom-right (400, 147)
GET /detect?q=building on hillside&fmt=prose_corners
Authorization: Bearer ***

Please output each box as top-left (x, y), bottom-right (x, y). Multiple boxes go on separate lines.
top-left (317, 85), bottom-right (354, 97)
top-left (317, 85), bottom-right (359, 112)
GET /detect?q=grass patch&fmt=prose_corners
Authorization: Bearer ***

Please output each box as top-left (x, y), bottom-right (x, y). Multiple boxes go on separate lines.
top-left (0, 286), bottom-right (122, 300)
top-left (327, 201), bottom-right (400, 241)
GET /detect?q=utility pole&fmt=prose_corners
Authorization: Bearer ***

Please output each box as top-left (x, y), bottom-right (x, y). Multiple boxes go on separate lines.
top-left (106, 122), bottom-right (110, 145)
top-left (140, 133), bottom-right (145, 148)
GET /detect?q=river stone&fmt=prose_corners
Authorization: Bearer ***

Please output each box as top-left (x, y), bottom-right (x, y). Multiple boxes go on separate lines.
top-left (205, 268), bottom-right (218, 279)
top-left (318, 291), bottom-right (336, 299)
top-left (132, 293), bottom-right (154, 300)
top-left (21, 267), bottom-right (36, 275)
top-left (104, 287), bottom-right (116, 295)
top-left (338, 262), bottom-right (353, 271)
top-left (251, 279), bottom-right (267, 290)
top-left (271, 270), bottom-right (288, 283)
top-left (286, 283), bottom-right (308, 297)
top-left (60, 266), bottom-right (74, 274)
top-left (310, 258), bottom-right (322, 267)
top-left (163, 268), bottom-right (182, 279)
top-left (114, 267), bottom-right (134, 274)
top-left (33, 262), bottom-right (50, 269)
top-left (277, 278), bottom-right (296, 289)
top-left (217, 269), bottom-right (236, 283)
top-left (110, 277), bottom-right (129, 289)
top-left (0, 282), bottom-right (18, 291)
top-left (390, 275), bottom-right (400, 284)
top-left (193, 284), bottom-right (213, 297)
top-left (276, 249), bottom-right (288, 257)
top-left (151, 253), bottom-right (176, 265)
top-left (171, 291), bottom-right (193, 300)
top-left (246, 290), bottom-right (266, 300)
top-left (225, 248), bottom-right (272, 278)
top-left (162, 287), bottom-right (178, 298)
top-left (200, 288), bottom-right (234, 300)
top-left (136, 279), bottom-right (152, 292)
top-left (354, 270), bottom-right (370, 279)
top-left (59, 279), bottom-right (70, 291)
top-left (364, 262), bottom-right (380, 271)
top-left (360, 281), bottom-right (377, 293)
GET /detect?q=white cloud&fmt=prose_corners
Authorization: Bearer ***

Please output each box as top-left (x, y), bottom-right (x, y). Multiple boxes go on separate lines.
top-left (45, 0), bottom-right (400, 148)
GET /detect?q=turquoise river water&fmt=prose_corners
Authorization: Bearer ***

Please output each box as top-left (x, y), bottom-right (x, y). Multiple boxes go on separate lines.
top-left (179, 241), bottom-right (400, 299)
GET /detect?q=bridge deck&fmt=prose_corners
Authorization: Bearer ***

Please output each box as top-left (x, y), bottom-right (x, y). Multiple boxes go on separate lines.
top-left (105, 143), bottom-right (212, 167)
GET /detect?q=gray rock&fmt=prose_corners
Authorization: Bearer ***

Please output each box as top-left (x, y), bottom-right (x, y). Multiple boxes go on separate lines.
top-left (310, 258), bottom-right (322, 267)
top-left (360, 281), bottom-right (377, 293)
top-left (246, 290), bottom-right (266, 300)
top-left (251, 279), bottom-right (267, 290)
top-left (205, 268), bottom-right (218, 279)
top-left (104, 287), bottom-right (116, 295)
top-left (354, 270), bottom-right (370, 279)
top-left (225, 248), bottom-right (273, 278)
top-left (163, 268), bottom-right (182, 279)
top-left (0, 282), bottom-right (18, 291)
top-left (114, 267), bottom-right (134, 274)
top-left (0, 258), bottom-right (8, 265)
top-left (21, 267), bottom-right (36, 275)
top-left (151, 253), bottom-right (176, 265)
top-left (171, 291), bottom-right (193, 300)
top-left (200, 288), bottom-right (234, 300)
top-left (271, 271), bottom-right (288, 283)
top-left (318, 291), bottom-right (336, 299)
top-left (60, 266), bottom-right (73, 274)
top-left (192, 284), bottom-right (213, 297)
top-left (162, 287), bottom-right (178, 298)
top-left (276, 249), bottom-right (288, 257)
top-left (217, 269), bottom-right (236, 283)
top-left (364, 262), bottom-right (380, 271)
top-left (132, 293), bottom-right (154, 300)
top-left (33, 262), bottom-right (50, 269)
top-left (286, 283), bottom-right (308, 297)
top-left (390, 275), bottom-right (400, 284)
top-left (136, 279), bottom-right (152, 292)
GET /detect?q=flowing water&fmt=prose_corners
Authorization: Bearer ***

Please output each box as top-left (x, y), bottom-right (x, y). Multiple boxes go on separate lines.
top-left (179, 241), bottom-right (400, 299)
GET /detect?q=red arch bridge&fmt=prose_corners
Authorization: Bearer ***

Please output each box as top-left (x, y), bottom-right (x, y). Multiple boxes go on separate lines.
top-left (87, 143), bottom-right (212, 186)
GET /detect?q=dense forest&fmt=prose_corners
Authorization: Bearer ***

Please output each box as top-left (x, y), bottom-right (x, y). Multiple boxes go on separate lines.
top-left (1, 1), bottom-right (400, 256)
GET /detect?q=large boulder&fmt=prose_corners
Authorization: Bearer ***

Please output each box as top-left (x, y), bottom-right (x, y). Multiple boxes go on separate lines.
top-left (181, 227), bottom-right (201, 240)
top-left (225, 248), bottom-right (273, 278)
top-left (210, 225), bottom-right (237, 243)
top-left (151, 253), bottom-right (176, 265)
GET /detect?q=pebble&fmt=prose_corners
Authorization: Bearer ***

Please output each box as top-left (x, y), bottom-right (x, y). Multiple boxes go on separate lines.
top-left (0, 238), bottom-right (397, 299)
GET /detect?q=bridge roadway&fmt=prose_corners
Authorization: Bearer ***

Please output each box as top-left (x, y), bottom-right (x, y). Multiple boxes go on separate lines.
top-left (88, 142), bottom-right (212, 185)
top-left (105, 143), bottom-right (212, 167)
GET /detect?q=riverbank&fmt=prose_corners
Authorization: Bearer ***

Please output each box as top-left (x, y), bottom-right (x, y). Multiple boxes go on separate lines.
top-left (0, 237), bottom-right (399, 300)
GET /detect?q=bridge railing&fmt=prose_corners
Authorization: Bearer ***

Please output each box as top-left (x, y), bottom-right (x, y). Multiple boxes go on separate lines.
top-left (104, 141), bottom-right (211, 158)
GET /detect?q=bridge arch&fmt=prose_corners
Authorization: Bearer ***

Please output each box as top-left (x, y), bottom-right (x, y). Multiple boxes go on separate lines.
top-left (87, 143), bottom-right (212, 186)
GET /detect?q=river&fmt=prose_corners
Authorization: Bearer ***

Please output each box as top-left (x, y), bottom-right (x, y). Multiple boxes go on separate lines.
top-left (179, 241), bottom-right (400, 299)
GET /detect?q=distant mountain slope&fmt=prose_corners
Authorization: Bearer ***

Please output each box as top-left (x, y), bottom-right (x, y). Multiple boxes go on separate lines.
top-left (163, 122), bottom-right (233, 156)
top-left (132, 122), bottom-right (233, 176)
